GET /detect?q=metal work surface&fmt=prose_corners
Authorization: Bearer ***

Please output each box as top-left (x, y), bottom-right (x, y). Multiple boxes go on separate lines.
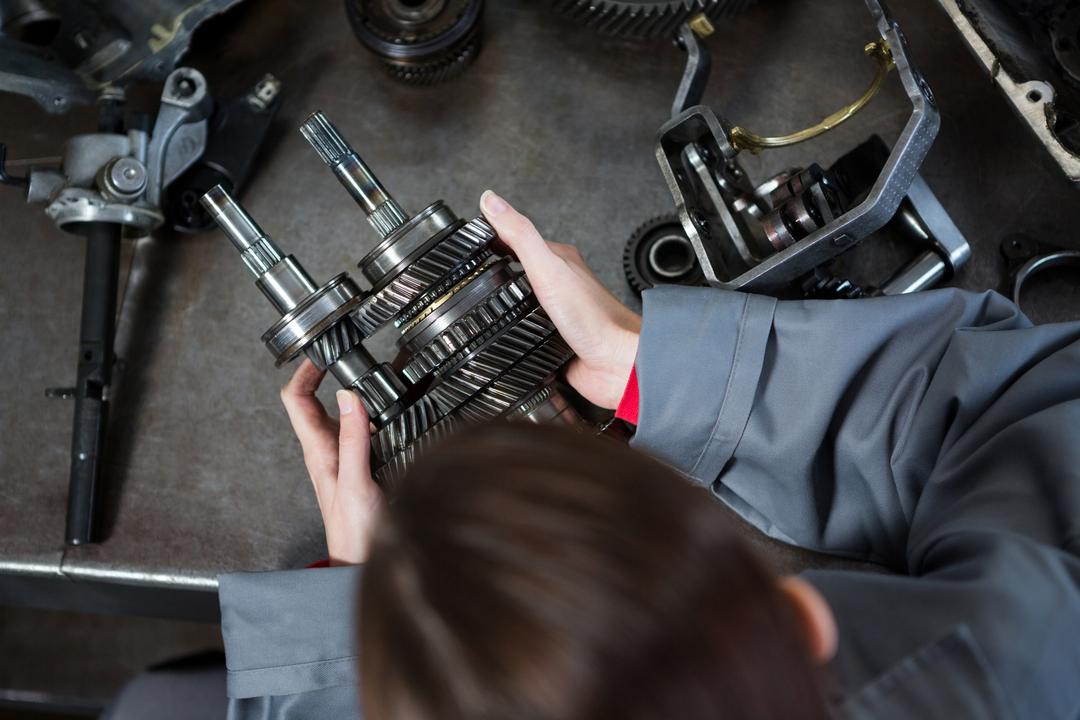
top-left (3, 0), bottom-right (1080, 616)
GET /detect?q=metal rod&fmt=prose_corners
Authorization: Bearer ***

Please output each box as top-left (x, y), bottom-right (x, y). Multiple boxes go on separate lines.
top-left (65, 221), bottom-right (121, 545)
top-left (299, 111), bottom-right (409, 238)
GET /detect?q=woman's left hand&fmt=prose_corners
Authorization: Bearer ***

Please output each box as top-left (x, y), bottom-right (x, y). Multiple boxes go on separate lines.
top-left (280, 359), bottom-right (382, 565)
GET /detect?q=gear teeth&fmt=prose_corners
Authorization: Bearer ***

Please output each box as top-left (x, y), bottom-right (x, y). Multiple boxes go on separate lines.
top-left (371, 395), bottom-right (443, 465)
top-left (402, 275), bottom-right (533, 383)
top-left (373, 410), bottom-right (463, 490)
top-left (428, 308), bottom-right (557, 415)
top-left (305, 317), bottom-right (367, 370)
top-left (554, 0), bottom-right (754, 38)
top-left (383, 35), bottom-right (482, 85)
top-left (353, 217), bottom-right (496, 333)
top-left (371, 336), bottom-right (572, 487)
top-left (456, 337), bottom-right (573, 423)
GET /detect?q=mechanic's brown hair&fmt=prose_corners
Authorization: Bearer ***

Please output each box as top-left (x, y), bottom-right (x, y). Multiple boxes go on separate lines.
top-left (359, 422), bottom-right (828, 720)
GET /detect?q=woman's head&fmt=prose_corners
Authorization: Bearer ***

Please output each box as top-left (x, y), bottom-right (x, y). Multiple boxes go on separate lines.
top-left (360, 422), bottom-right (832, 720)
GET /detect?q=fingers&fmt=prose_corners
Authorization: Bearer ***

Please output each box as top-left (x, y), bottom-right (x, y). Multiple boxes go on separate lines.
top-left (335, 390), bottom-right (377, 503)
top-left (481, 190), bottom-right (565, 279)
top-left (282, 360), bottom-right (339, 499)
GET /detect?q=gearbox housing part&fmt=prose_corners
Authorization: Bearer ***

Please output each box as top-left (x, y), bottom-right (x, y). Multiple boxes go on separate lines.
top-left (344, 0), bottom-right (484, 84)
top-left (204, 111), bottom-right (592, 488)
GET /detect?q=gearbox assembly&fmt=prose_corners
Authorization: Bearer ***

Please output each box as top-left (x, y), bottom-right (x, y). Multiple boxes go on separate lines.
top-left (204, 111), bottom-right (586, 487)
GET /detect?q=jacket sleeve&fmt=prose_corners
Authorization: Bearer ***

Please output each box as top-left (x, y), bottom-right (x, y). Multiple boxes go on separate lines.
top-left (218, 567), bottom-right (363, 720)
top-left (632, 286), bottom-right (1080, 718)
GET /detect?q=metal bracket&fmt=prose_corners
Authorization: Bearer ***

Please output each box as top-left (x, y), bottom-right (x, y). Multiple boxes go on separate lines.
top-left (655, 0), bottom-right (941, 293)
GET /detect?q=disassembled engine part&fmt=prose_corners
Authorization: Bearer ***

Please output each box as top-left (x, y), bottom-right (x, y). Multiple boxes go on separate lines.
top-left (1001, 234), bottom-right (1080, 320)
top-left (166, 74), bottom-right (283, 233)
top-left (655, 0), bottom-right (946, 294)
top-left (207, 111), bottom-right (592, 488)
top-left (936, 0), bottom-right (1080, 186)
top-left (0, 0), bottom-right (244, 114)
top-left (623, 214), bottom-right (703, 295)
top-left (555, 0), bottom-right (754, 38)
top-left (344, 0), bottom-right (484, 84)
top-left (1, 67), bottom-right (215, 546)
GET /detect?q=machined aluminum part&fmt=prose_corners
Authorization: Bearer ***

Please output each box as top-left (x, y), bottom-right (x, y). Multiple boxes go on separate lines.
top-left (401, 273), bottom-right (533, 383)
top-left (352, 216), bottom-right (497, 333)
top-left (261, 273), bottom-right (366, 365)
top-left (555, 0), bottom-right (754, 38)
top-left (428, 306), bottom-right (559, 416)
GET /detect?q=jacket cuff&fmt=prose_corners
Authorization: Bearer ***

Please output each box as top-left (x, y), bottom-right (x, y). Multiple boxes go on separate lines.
top-left (631, 287), bottom-right (776, 485)
top-left (218, 567), bottom-right (363, 700)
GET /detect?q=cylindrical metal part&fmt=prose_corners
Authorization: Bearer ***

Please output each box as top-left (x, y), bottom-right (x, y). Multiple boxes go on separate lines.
top-left (66, 221), bottom-right (122, 545)
top-left (201, 185), bottom-right (284, 274)
top-left (879, 250), bottom-right (947, 296)
top-left (256, 258), bottom-right (319, 313)
top-left (300, 111), bottom-right (409, 238)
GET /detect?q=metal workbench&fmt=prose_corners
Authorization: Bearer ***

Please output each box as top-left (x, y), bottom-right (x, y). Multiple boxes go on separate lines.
top-left (3, 0), bottom-right (1080, 622)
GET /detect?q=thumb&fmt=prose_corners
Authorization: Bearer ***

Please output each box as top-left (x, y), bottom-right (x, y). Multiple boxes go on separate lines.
top-left (480, 190), bottom-right (562, 279)
top-left (335, 389), bottom-right (374, 496)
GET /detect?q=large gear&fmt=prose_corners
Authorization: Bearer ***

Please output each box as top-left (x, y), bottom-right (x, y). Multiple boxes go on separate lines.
top-left (623, 214), bottom-right (704, 296)
top-left (345, 0), bottom-right (484, 85)
top-left (401, 274), bottom-right (534, 383)
top-left (352, 218), bottom-right (496, 333)
top-left (555, 0), bottom-right (755, 38)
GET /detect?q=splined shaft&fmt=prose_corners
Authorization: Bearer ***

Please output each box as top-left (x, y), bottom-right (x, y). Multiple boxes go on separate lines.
top-left (201, 184), bottom-right (409, 427)
top-left (300, 111), bottom-right (409, 238)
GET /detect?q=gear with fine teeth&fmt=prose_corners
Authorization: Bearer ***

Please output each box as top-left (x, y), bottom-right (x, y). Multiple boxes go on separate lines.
top-left (428, 307), bottom-right (558, 415)
top-left (455, 338), bottom-right (573, 423)
top-left (554, 0), bottom-right (756, 38)
top-left (371, 395), bottom-right (443, 467)
top-left (305, 316), bottom-right (367, 370)
top-left (352, 218), bottom-right (496, 334)
top-left (402, 274), bottom-right (534, 383)
top-left (373, 409), bottom-right (464, 489)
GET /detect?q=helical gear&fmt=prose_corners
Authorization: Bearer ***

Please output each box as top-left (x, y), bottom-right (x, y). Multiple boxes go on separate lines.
top-left (555, 0), bottom-right (756, 38)
top-left (353, 218), bottom-right (496, 334)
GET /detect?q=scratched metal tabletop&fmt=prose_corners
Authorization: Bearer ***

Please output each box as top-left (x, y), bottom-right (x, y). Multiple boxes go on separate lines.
top-left (2, 0), bottom-right (1079, 619)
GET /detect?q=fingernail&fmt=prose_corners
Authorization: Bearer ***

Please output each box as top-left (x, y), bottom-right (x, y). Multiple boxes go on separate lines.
top-left (481, 190), bottom-right (508, 216)
top-left (336, 389), bottom-right (355, 415)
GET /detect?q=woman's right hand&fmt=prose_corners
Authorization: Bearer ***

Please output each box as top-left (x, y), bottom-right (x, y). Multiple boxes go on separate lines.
top-left (481, 191), bottom-right (641, 410)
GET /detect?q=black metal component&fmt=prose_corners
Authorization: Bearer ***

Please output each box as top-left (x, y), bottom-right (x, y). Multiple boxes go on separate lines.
top-left (344, 0), bottom-right (484, 85)
top-left (554, 0), bottom-right (755, 39)
top-left (623, 214), bottom-right (703, 295)
top-left (165, 75), bottom-right (282, 233)
top-left (0, 143), bottom-right (28, 187)
top-left (65, 221), bottom-right (121, 545)
top-left (1000, 234), bottom-right (1080, 315)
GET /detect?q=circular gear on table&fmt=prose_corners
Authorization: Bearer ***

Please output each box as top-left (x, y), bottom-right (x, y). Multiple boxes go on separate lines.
top-left (623, 214), bottom-right (704, 296)
top-left (345, 0), bottom-right (484, 84)
top-left (555, 0), bottom-right (755, 38)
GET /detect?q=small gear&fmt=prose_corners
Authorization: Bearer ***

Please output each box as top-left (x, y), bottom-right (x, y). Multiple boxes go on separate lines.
top-left (800, 271), bottom-right (867, 299)
top-left (555, 0), bottom-right (755, 38)
top-left (345, 0), bottom-right (484, 85)
top-left (623, 214), bottom-right (704, 296)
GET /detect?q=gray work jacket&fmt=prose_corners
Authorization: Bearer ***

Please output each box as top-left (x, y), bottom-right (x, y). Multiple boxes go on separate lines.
top-left (219, 287), bottom-right (1080, 719)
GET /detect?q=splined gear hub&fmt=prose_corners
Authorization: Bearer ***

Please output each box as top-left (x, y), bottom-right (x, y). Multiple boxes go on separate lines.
top-left (203, 111), bottom-right (589, 488)
top-left (345, 0), bottom-right (484, 84)
top-left (623, 214), bottom-right (703, 295)
top-left (555, 0), bottom-right (755, 38)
